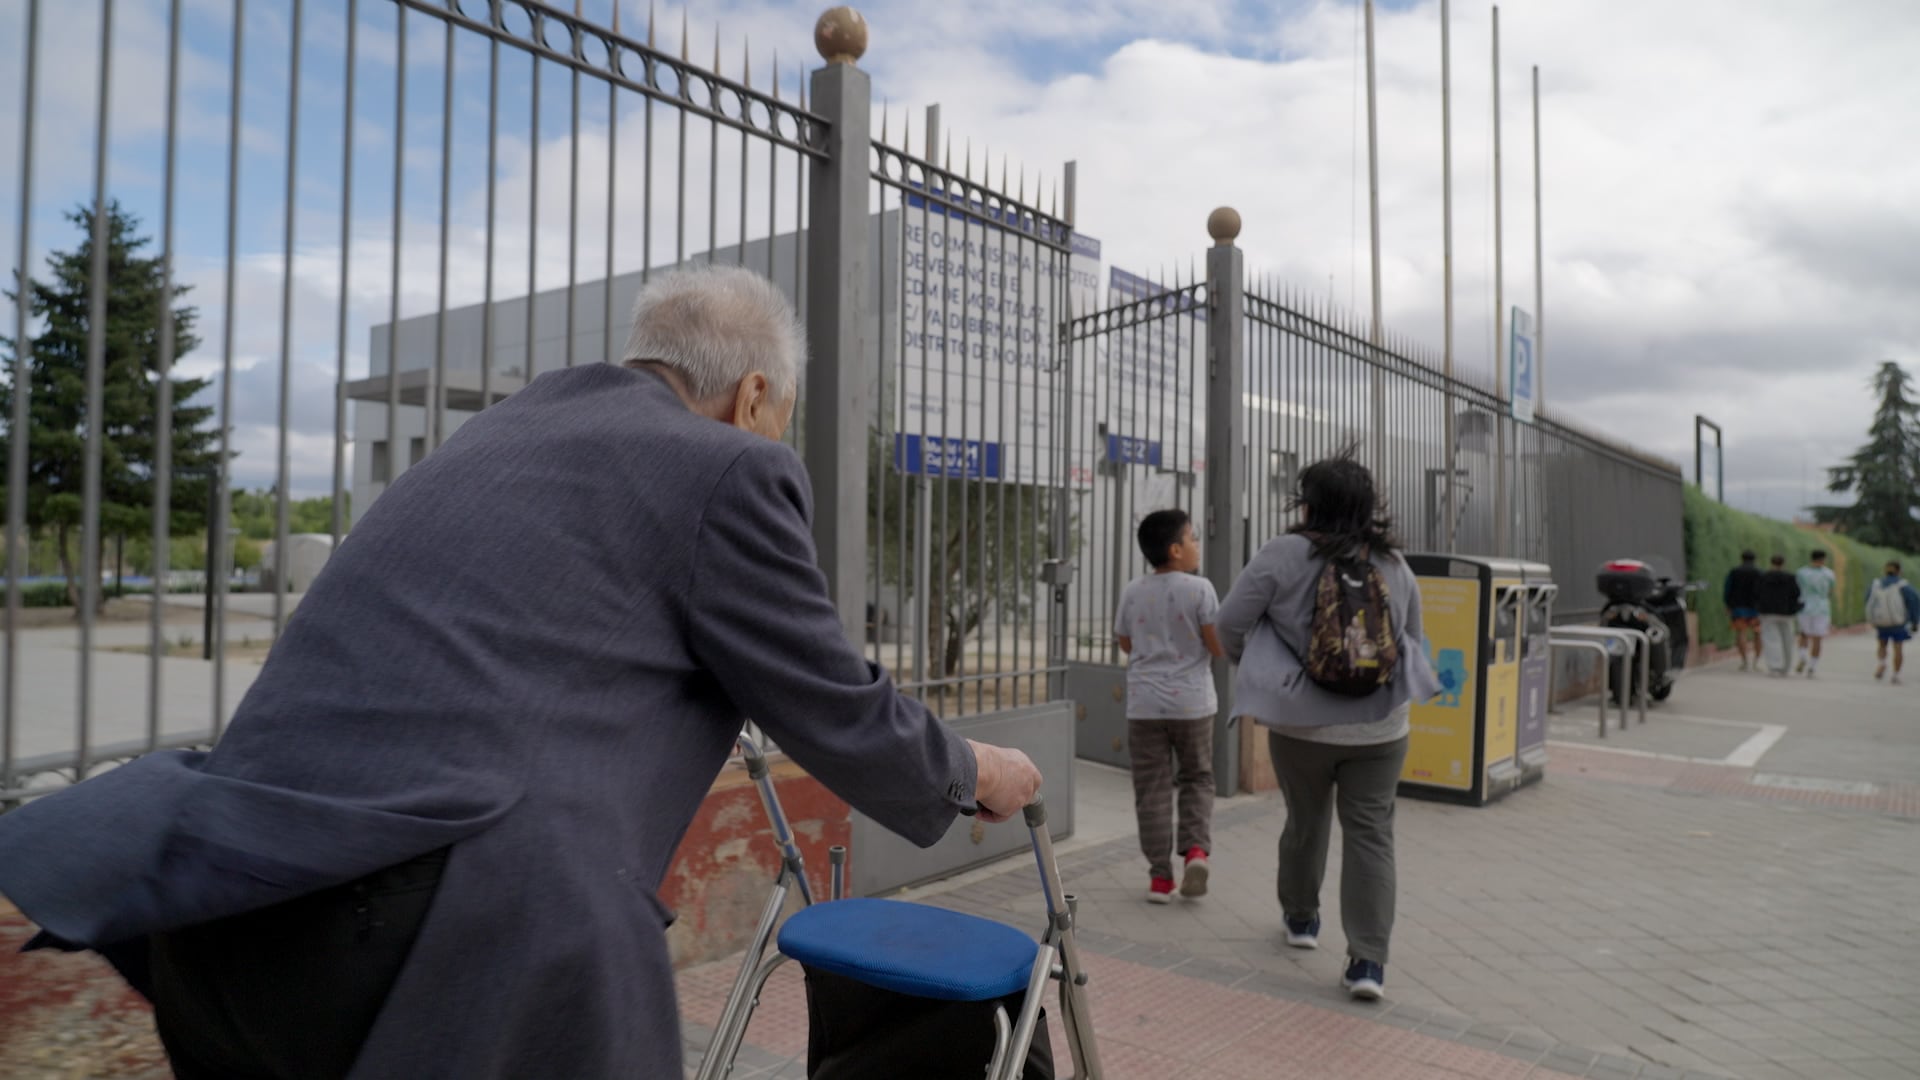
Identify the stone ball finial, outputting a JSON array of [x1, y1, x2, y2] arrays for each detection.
[[815, 7, 869, 66], [1207, 206, 1242, 246]]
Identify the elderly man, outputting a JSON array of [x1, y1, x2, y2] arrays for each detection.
[[0, 266, 1042, 1078]]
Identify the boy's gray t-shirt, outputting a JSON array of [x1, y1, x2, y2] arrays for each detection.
[[1115, 572, 1220, 720]]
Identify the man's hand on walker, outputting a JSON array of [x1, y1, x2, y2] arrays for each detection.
[[965, 740, 1043, 823]]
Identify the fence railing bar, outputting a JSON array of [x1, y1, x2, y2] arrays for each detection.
[[895, 667, 1066, 694], [433, 11, 456, 439], [566, 5, 582, 367], [482, 16, 497, 413], [393, 0, 827, 157], [641, 9, 654, 285], [603, 6, 618, 374], [736, 43, 751, 268], [271, 0, 303, 641], [707, 31, 720, 266], [4, 0, 41, 794], [526, 40, 540, 382], [147, 0, 184, 752], [333, 0, 358, 547], [77, 0, 118, 783], [386, 0, 407, 522], [211, 0, 246, 740]]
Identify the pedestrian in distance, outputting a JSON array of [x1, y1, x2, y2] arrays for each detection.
[[1795, 549, 1837, 678], [1722, 550, 1764, 672], [1755, 555, 1803, 677], [1115, 508, 1225, 906], [1216, 451, 1441, 1004], [1867, 560, 1920, 686]]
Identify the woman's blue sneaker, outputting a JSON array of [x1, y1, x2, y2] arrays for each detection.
[[1283, 914, 1320, 949], [1343, 957, 1385, 1001]]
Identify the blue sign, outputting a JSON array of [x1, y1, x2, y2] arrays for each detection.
[[1509, 307, 1536, 424], [1103, 434, 1163, 468], [894, 434, 1003, 479]]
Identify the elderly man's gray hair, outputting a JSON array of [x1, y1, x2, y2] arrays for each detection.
[[620, 266, 805, 403]]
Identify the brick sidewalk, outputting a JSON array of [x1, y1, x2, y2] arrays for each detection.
[[677, 942, 1590, 1080]]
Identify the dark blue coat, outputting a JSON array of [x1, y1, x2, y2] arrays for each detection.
[[0, 365, 977, 1077]]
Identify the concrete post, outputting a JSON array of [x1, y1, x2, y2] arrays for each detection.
[[1204, 208, 1247, 797], [805, 8, 872, 646]]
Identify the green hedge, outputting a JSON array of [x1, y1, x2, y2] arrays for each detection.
[[1684, 485, 1912, 648]]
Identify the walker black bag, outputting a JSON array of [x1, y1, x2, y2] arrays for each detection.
[[802, 968, 1055, 1080]]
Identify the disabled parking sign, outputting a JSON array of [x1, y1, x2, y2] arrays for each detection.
[[1510, 307, 1536, 424]]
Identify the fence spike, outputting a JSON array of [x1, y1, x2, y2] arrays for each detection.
[[713, 22, 721, 75], [680, 9, 689, 62], [878, 98, 888, 145], [772, 50, 780, 99], [613, 0, 621, 33], [742, 38, 751, 89], [1000, 154, 1008, 197], [943, 131, 952, 174], [648, 0, 656, 48]]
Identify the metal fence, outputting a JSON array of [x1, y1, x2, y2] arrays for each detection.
[[2, 1, 1684, 806], [861, 108, 1079, 717], [1063, 217, 1686, 663]]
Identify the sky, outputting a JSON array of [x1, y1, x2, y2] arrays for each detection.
[[1, 0, 1916, 520]]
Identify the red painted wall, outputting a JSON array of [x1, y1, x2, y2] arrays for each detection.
[[661, 757, 852, 969]]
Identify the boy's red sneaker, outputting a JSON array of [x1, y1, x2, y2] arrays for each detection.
[[1180, 848, 1210, 898], [1146, 876, 1176, 905]]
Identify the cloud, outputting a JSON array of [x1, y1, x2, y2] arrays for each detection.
[[8, 0, 1920, 518]]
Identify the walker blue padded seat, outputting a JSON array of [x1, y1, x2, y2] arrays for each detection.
[[775, 897, 1040, 1002]]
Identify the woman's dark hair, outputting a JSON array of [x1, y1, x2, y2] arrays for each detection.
[[1287, 448, 1399, 558], [1136, 509, 1191, 568]]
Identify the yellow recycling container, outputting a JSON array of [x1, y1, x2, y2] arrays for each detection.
[[1399, 555, 1548, 806]]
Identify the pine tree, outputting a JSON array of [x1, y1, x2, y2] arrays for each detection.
[[1816, 361, 1920, 552], [1, 202, 219, 610]]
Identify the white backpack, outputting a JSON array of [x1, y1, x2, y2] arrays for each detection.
[[1867, 579, 1909, 628]]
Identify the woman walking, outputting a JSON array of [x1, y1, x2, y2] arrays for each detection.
[[1216, 452, 1439, 1002]]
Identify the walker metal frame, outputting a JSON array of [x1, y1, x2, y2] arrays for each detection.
[[694, 733, 1103, 1080]]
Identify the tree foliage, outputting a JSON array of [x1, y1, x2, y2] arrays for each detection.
[[1814, 361, 1920, 552], [1, 202, 219, 608], [867, 429, 1062, 682]]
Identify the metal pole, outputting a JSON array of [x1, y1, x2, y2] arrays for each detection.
[[432, 14, 455, 444], [333, 0, 357, 543], [386, 6, 406, 502], [1492, 5, 1508, 557], [804, 16, 873, 646], [1441, 0, 1457, 553], [1204, 208, 1246, 797], [213, 0, 245, 736], [1363, 0, 1387, 473], [149, 0, 185, 751], [202, 475, 217, 661], [914, 104, 937, 683], [78, 0, 117, 780], [272, 0, 302, 639], [1532, 64, 1544, 416], [5, 0, 41, 792]]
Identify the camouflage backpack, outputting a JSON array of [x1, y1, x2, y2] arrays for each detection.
[[1303, 543, 1400, 697]]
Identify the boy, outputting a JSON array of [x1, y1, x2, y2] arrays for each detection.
[[1795, 550, 1837, 678], [1867, 561, 1920, 685], [1115, 509, 1225, 905], [1723, 551, 1763, 671]]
